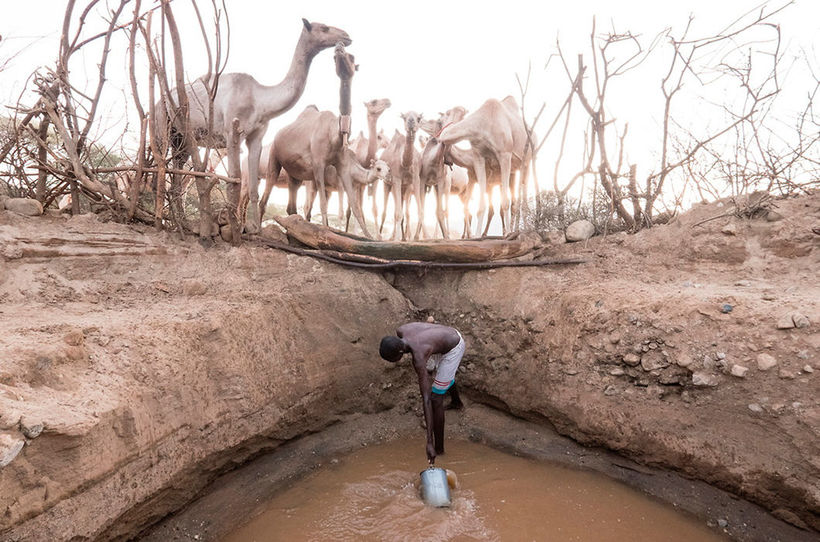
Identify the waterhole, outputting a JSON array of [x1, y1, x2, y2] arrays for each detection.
[[222, 437, 725, 542]]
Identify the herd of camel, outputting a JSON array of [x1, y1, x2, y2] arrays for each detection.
[[165, 18, 532, 241]]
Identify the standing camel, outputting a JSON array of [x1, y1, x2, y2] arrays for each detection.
[[437, 96, 530, 236], [160, 19, 351, 242], [261, 105, 389, 237], [347, 98, 391, 233], [379, 112, 424, 240]]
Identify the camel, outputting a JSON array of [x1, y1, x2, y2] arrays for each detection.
[[262, 105, 389, 237], [437, 96, 530, 236], [348, 98, 391, 232], [379, 112, 424, 240], [159, 19, 351, 241]]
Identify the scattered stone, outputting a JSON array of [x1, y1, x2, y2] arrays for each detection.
[[20, 419, 43, 439], [564, 368, 579, 376], [622, 353, 641, 366], [609, 367, 625, 376], [796, 350, 809, 360], [720, 303, 733, 313], [604, 385, 618, 396], [756, 353, 778, 371], [0, 433, 25, 467], [748, 403, 763, 413], [641, 351, 668, 371], [676, 356, 694, 368], [692, 372, 719, 387], [182, 280, 208, 296], [778, 369, 796, 380], [63, 329, 85, 346], [543, 231, 566, 245], [765, 210, 783, 222], [4, 197, 43, 216], [565, 220, 595, 242], [730, 364, 749, 378], [717, 519, 728, 529], [776, 312, 811, 329], [721, 223, 737, 235], [219, 224, 234, 243], [716, 352, 726, 360], [734, 280, 752, 287], [803, 365, 814, 374]]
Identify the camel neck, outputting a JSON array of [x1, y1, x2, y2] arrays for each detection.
[[260, 32, 318, 120], [365, 114, 380, 164], [402, 129, 416, 169]]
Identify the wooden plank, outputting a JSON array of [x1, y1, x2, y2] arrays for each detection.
[[273, 215, 542, 262]]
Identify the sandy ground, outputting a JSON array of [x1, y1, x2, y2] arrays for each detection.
[[0, 191, 817, 541]]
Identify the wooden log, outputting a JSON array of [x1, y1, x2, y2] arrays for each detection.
[[273, 214, 542, 262]]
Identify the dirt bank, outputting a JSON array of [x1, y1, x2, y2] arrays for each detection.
[[0, 192, 817, 540]]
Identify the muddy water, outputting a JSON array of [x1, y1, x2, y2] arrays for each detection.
[[223, 437, 725, 542]]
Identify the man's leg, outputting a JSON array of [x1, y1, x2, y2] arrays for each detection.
[[431, 393, 446, 455], [446, 382, 464, 410]]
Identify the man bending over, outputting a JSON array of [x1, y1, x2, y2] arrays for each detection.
[[379, 322, 466, 464]]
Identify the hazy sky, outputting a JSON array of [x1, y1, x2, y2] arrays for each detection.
[[1, 1, 818, 229]]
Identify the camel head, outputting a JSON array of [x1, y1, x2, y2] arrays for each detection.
[[419, 117, 442, 137], [400, 111, 423, 136], [301, 18, 352, 53], [364, 98, 392, 118], [442, 106, 468, 126], [367, 159, 390, 182]]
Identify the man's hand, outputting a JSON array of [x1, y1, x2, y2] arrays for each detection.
[[426, 441, 436, 465]]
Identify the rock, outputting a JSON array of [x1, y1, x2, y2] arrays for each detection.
[[0, 433, 25, 467], [756, 353, 778, 371], [603, 385, 618, 396], [260, 224, 288, 244], [778, 369, 796, 379], [730, 364, 749, 378], [182, 280, 208, 296], [765, 210, 784, 222], [565, 220, 595, 242], [692, 371, 719, 387], [803, 365, 814, 373], [543, 230, 566, 245], [776, 312, 810, 329], [4, 197, 43, 216], [721, 223, 737, 235], [63, 329, 85, 346], [219, 224, 234, 243], [748, 403, 763, 413], [676, 356, 694, 368], [622, 353, 641, 366], [609, 367, 625, 376], [640, 351, 668, 371], [734, 280, 751, 287], [717, 518, 728, 529], [20, 419, 43, 439], [720, 303, 733, 313]]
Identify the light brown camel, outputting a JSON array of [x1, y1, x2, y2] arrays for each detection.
[[437, 96, 530, 236], [348, 98, 391, 232], [161, 19, 350, 241], [261, 105, 389, 238], [379, 112, 424, 240]]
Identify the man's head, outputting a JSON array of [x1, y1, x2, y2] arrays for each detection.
[[379, 336, 406, 362]]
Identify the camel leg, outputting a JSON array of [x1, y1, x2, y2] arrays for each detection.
[[414, 178, 425, 240], [392, 181, 403, 241], [498, 151, 513, 236], [243, 130, 264, 234], [472, 160, 488, 238], [304, 181, 317, 221], [369, 181, 380, 237], [402, 189, 413, 241], [259, 147, 280, 220], [286, 177, 301, 217], [338, 171, 372, 239], [315, 164, 331, 227], [435, 183, 448, 239], [379, 182, 390, 235]]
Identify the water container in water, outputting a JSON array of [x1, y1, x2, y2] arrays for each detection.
[[420, 467, 451, 507]]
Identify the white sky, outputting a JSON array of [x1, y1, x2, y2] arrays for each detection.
[[1, 1, 818, 232]]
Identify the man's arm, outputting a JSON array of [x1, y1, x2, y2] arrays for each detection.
[[410, 348, 437, 464]]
